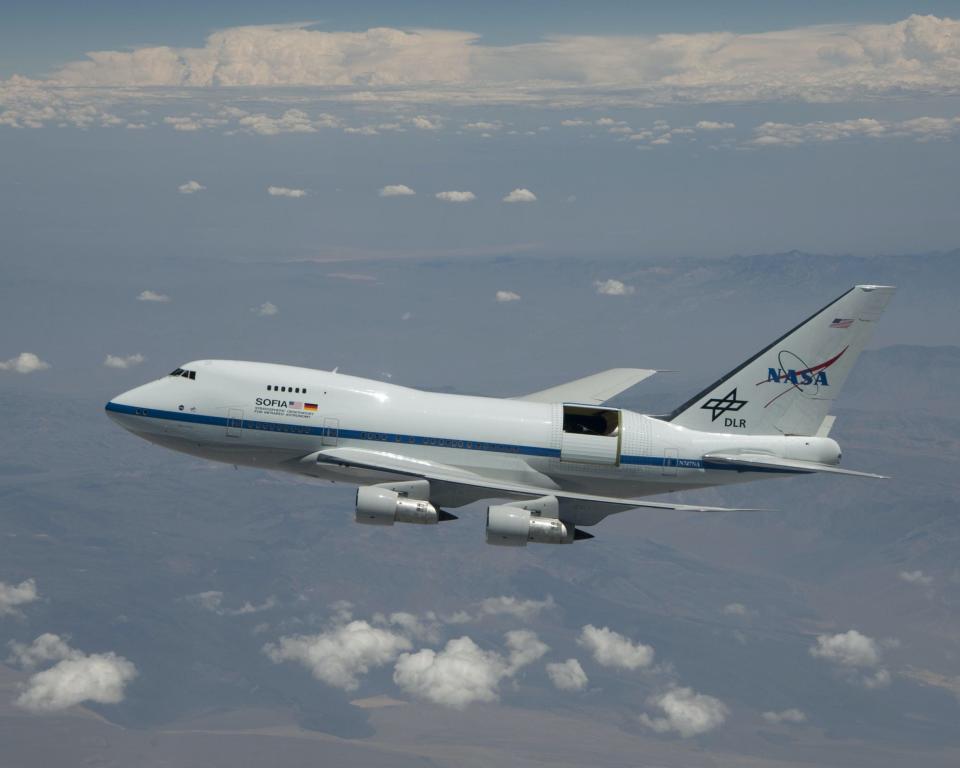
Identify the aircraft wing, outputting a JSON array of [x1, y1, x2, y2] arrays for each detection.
[[702, 452, 887, 479], [516, 368, 657, 405], [305, 446, 758, 524]]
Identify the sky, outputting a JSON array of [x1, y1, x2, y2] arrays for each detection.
[[1, 3, 960, 766]]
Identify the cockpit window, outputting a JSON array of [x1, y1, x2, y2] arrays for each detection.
[[169, 368, 184, 376], [168, 368, 196, 380]]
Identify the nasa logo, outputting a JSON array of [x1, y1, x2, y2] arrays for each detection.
[[767, 368, 829, 386]]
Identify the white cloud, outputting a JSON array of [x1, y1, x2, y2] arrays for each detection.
[[750, 115, 960, 147], [640, 687, 729, 738], [762, 708, 807, 724], [267, 185, 307, 198], [435, 190, 476, 203], [900, 569, 933, 586], [546, 658, 588, 691], [8, 633, 72, 669], [264, 620, 412, 691], [476, 595, 554, 621], [696, 120, 736, 130], [235, 109, 338, 135], [411, 115, 441, 130], [722, 602, 749, 616], [463, 121, 502, 131], [0, 15, 957, 125], [810, 629, 892, 688], [495, 290, 522, 303], [502, 188, 537, 203], [578, 624, 654, 670], [9, 634, 136, 713], [178, 180, 205, 194], [379, 184, 416, 197], [252, 301, 279, 316], [810, 629, 881, 667], [104, 353, 145, 369], [560, 119, 589, 127], [0, 352, 50, 374], [594, 279, 635, 296], [137, 290, 170, 302], [0, 579, 39, 617], [393, 630, 548, 709]]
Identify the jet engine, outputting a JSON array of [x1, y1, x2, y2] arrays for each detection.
[[355, 486, 452, 525], [485, 504, 589, 546]]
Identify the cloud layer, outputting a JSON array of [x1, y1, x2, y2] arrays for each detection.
[[31, 16, 960, 107]]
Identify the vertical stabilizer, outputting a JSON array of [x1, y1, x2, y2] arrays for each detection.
[[667, 285, 895, 436]]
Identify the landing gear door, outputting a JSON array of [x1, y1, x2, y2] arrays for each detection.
[[559, 405, 621, 465], [322, 417, 339, 447]]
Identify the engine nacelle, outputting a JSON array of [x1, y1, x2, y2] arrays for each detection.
[[356, 486, 440, 525], [485, 505, 575, 546]]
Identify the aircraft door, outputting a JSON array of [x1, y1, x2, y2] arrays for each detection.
[[560, 405, 621, 465], [322, 417, 339, 447], [226, 408, 244, 437]]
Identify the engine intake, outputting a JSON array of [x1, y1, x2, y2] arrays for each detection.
[[356, 486, 442, 525], [486, 505, 582, 546]]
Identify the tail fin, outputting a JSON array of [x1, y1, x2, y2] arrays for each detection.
[[667, 285, 895, 436]]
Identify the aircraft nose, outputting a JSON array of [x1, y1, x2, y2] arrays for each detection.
[[105, 381, 160, 432]]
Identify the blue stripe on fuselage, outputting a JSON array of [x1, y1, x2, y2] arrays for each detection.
[[104, 402, 801, 474]]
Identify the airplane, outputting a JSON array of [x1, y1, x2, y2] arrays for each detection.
[[106, 284, 895, 547]]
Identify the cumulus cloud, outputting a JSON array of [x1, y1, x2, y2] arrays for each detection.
[[0, 579, 39, 617], [411, 115, 441, 130], [237, 109, 337, 135], [103, 353, 145, 369], [495, 290, 522, 303], [762, 708, 807, 724], [502, 188, 537, 203], [640, 687, 729, 738], [0, 352, 50, 374], [696, 120, 736, 130], [463, 121, 502, 131], [252, 301, 279, 316], [578, 625, 654, 670], [476, 595, 554, 621], [594, 279, 635, 296], [900, 569, 933, 586], [393, 630, 548, 709], [178, 179, 205, 194], [8, 634, 137, 713], [810, 629, 892, 688], [265, 620, 412, 691], [267, 185, 307, 198], [379, 184, 415, 197], [722, 602, 750, 616], [546, 658, 588, 691], [137, 290, 170, 302], [0, 15, 957, 126], [435, 190, 476, 203]]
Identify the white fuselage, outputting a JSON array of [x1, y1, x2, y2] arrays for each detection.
[[106, 360, 842, 505]]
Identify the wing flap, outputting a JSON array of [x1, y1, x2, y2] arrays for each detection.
[[703, 452, 887, 479], [307, 446, 757, 514], [517, 368, 657, 405]]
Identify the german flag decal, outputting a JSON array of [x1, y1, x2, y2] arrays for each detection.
[[304, 403, 318, 411]]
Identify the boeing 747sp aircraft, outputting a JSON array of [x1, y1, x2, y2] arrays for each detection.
[[106, 285, 894, 547]]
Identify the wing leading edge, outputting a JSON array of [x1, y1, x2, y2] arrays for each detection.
[[516, 368, 657, 405]]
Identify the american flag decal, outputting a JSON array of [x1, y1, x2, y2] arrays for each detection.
[[288, 401, 302, 409], [830, 318, 854, 329]]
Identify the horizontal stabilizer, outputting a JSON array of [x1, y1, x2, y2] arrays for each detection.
[[517, 368, 656, 405], [703, 452, 887, 479]]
